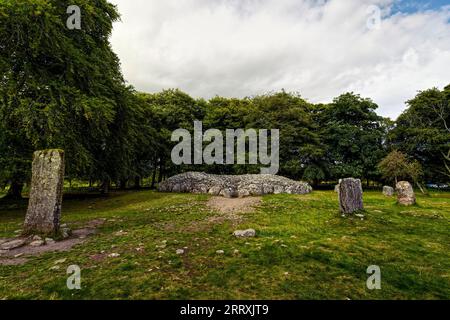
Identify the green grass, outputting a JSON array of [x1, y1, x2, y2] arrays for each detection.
[[0, 190, 449, 300]]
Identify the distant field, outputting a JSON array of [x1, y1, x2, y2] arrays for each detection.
[[0, 190, 449, 300]]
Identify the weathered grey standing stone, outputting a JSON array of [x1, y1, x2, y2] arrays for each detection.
[[24, 150, 65, 235], [383, 186, 395, 197], [339, 178, 364, 214], [396, 181, 416, 206]]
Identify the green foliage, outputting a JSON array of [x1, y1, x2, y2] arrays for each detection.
[[391, 85, 450, 182], [0, 0, 138, 191], [317, 93, 387, 181], [378, 150, 425, 193]]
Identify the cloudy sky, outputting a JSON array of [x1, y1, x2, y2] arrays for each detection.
[[109, 0, 450, 119]]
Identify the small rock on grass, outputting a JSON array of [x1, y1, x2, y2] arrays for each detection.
[[29, 240, 44, 247], [54, 258, 67, 265], [108, 253, 121, 258], [176, 249, 185, 255], [233, 229, 256, 238], [61, 228, 71, 239], [216, 250, 225, 255], [0, 239, 27, 250]]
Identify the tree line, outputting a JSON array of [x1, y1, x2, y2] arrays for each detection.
[[1, 0, 449, 198]]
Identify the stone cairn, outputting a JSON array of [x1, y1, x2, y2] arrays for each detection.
[[396, 181, 416, 206], [159, 172, 312, 198], [338, 178, 364, 214], [24, 150, 65, 236], [383, 186, 395, 197]]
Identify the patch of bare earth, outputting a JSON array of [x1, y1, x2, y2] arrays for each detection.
[[160, 197, 262, 233], [202, 196, 262, 228], [0, 219, 106, 266], [207, 196, 262, 215]]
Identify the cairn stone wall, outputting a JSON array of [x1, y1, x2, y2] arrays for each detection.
[[159, 172, 312, 197]]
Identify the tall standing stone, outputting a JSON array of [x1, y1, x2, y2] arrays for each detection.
[[24, 150, 65, 235], [339, 178, 364, 214], [396, 181, 416, 206]]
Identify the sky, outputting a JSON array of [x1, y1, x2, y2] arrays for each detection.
[[109, 0, 450, 119]]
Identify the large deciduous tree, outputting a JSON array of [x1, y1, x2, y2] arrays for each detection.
[[318, 93, 387, 184], [391, 85, 450, 182], [0, 0, 134, 197]]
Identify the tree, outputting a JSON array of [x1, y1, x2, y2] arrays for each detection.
[[318, 93, 387, 183], [408, 160, 426, 194], [378, 150, 426, 193], [378, 150, 409, 185], [391, 85, 450, 183], [135, 89, 206, 182], [248, 91, 323, 180], [0, 0, 132, 197]]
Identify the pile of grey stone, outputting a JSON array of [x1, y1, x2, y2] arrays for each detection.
[[158, 172, 312, 198]]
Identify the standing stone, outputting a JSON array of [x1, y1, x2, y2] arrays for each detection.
[[334, 184, 340, 193], [396, 181, 416, 206], [339, 178, 364, 214], [24, 150, 65, 235], [383, 186, 395, 197]]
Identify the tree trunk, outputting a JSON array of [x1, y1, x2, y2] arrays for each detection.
[[416, 182, 427, 195], [151, 164, 157, 189], [134, 176, 141, 189], [119, 178, 128, 190], [100, 178, 110, 194], [5, 181, 24, 200], [157, 162, 164, 183]]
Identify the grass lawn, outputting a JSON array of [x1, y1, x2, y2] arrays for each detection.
[[0, 190, 449, 300]]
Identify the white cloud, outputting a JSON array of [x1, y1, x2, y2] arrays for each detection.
[[109, 0, 450, 119]]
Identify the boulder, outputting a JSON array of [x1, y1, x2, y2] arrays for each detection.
[[383, 186, 395, 197], [339, 178, 364, 214], [396, 181, 416, 206], [159, 172, 312, 197]]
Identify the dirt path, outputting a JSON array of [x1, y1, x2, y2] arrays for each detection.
[[0, 219, 105, 266], [207, 196, 262, 214]]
